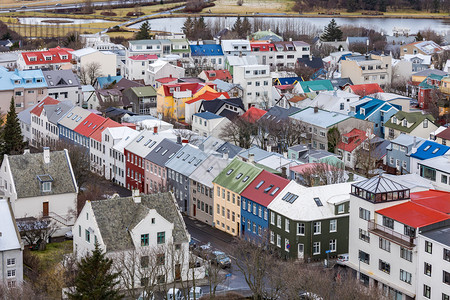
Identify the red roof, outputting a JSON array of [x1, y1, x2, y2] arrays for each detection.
[[121, 122, 136, 130], [185, 91, 229, 104], [30, 96, 60, 116], [22, 46, 73, 66], [74, 113, 107, 137], [436, 127, 450, 141], [241, 107, 267, 123], [89, 118, 122, 142], [337, 128, 367, 153], [250, 42, 276, 52], [376, 201, 449, 228], [241, 170, 290, 207], [202, 70, 232, 81], [128, 54, 158, 61], [349, 83, 384, 97], [275, 84, 294, 90], [156, 77, 178, 84], [410, 190, 450, 214], [162, 82, 216, 96]]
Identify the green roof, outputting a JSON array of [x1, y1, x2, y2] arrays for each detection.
[[384, 111, 435, 133], [299, 80, 333, 92], [130, 86, 156, 97], [212, 158, 263, 194], [429, 73, 444, 81]]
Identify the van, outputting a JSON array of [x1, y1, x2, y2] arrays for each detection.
[[167, 288, 184, 300], [189, 287, 203, 300]]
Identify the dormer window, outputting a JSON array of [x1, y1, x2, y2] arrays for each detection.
[[14, 80, 20, 84], [360, 108, 365, 115], [402, 120, 407, 126], [37, 174, 53, 192], [45, 56, 52, 61], [29, 57, 37, 62], [393, 116, 397, 123], [343, 136, 349, 144], [61, 55, 68, 60]]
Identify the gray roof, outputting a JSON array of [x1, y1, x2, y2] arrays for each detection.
[[216, 142, 242, 158], [199, 136, 242, 158], [212, 79, 243, 92], [238, 146, 272, 162], [7, 150, 77, 199], [0, 52, 18, 63], [165, 144, 208, 177], [145, 138, 182, 167], [189, 154, 230, 187], [421, 225, 450, 247], [412, 69, 447, 77], [352, 176, 409, 194], [91, 192, 188, 252], [46, 101, 74, 125], [18, 104, 36, 125], [42, 70, 80, 88]]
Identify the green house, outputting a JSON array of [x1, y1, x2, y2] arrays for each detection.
[[267, 181, 351, 261]]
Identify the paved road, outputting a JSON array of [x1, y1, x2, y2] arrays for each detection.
[[183, 216, 252, 295]]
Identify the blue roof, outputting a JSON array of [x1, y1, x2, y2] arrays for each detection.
[[275, 77, 303, 85], [96, 75, 122, 89], [190, 44, 224, 56], [410, 140, 450, 160], [0, 67, 47, 91], [194, 111, 223, 120], [354, 97, 399, 120]]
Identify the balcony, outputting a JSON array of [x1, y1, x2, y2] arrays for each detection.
[[368, 220, 415, 249]]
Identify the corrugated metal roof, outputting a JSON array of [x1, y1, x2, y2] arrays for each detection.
[[212, 158, 263, 194], [165, 144, 208, 177]]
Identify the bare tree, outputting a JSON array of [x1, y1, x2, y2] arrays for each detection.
[[79, 62, 103, 86], [219, 117, 258, 149], [354, 134, 380, 178], [53, 141, 91, 189], [205, 260, 226, 299], [16, 218, 56, 250], [0, 281, 45, 300], [262, 118, 309, 153], [327, 127, 341, 153], [296, 162, 346, 187]]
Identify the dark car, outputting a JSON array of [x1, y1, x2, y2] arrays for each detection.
[[210, 250, 231, 268]]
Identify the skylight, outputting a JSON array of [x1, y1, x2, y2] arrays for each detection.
[[137, 136, 144, 142], [432, 148, 439, 154], [226, 169, 233, 175], [162, 150, 168, 156], [236, 173, 243, 179], [182, 154, 190, 161], [149, 141, 156, 148], [155, 146, 162, 152], [282, 192, 299, 204], [176, 151, 184, 158], [264, 184, 274, 193], [424, 145, 431, 151], [314, 197, 323, 207], [242, 176, 249, 182], [270, 187, 279, 196], [194, 159, 201, 166], [144, 139, 152, 146], [67, 113, 73, 118], [207, 166, 213, 172], [169, 153, 175, 159], [255, 180, 264, 189], [189, 157, 196, 163]]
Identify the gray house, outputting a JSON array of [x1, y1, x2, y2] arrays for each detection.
[[385, 134, 424, 173], [42, 70, 81, 105], [165, 144, 208, 214]]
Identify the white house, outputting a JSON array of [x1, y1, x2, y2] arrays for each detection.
[[111, 127, 140, 187], [0, 148, 78, 236], [191, 112, 230, 138], [233, 64, 272, 109], [42, 70, 82, 105], [71, 48, 117, 80], [0, 199, 24, 288], [294, 89, 360, 113], [73, 192, 198, 288], [221, 39, 252, 57], [413, 155, 450, 192], [124, 54, 158, 83], [147, 60, 185, 87]]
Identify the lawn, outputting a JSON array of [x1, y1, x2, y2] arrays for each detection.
[[7, 21, 121, 37], [32, 240, 73, 266], [204, 0, 295, 14]]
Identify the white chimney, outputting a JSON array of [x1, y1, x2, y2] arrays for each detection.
[[249, 153, 255, 163], [24, 149, 30, 154], [132, 189, 141, 203], [223, 151, 229, 160], [43, 147, 50, 164], [267, 145, 272, 153]]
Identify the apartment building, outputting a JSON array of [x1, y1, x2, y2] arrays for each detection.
[[125, 54, 158, 82], [341, 54, 392, 86], [17, 47, 73, 70], [233, 64, 272, 109]]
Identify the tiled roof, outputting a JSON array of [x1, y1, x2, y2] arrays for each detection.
[[240, 170, 289, 207], [91, 192, 188, 252], [7, 150, 77, 199], [30, 96, 59, 116]]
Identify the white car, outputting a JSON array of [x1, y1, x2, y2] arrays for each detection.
[[336, 253, 349, 265], [137, 291, 154, 300], [167, 288, 184, 300], [189, 287, 203, 300]]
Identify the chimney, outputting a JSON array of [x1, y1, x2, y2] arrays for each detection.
[[309, 55, 312, 61], [24, 149, 30, 154], [199, 143, 204, 151], [314, 106, 319, 113], [289, 38, 292, 42], [177, 136, 182, 144], [153, 126, 158, 134], [132, 189, 141, 203], [281, 166, 287, 178], [239, 51, 242, 57], [182, 139, 189, 146], [283, 152, 288, 158], [43, 147, 50, 164], [249, 153, 255, 163], [223, 151, 229, 160], [412, 136, 418, 154], [267, 145, 272, 152]]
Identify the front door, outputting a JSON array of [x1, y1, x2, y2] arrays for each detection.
[[298, 243, 304, 260], [175, 264, 181, 281], [43, 202, 49, 217], [193, 204, 196, 217]]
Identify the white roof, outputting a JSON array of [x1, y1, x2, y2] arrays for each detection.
[[299, 90, 360, 111], [112, 129, 140, 153], [0, 199, 21, 251], [226, 55, 258, 66], [137, 119, 174, 132], [148, 59, 169, 72], [257, 154, 301, 172], [71, 47, 98, 57], [418, 155, 450, 173], [221, 39, 251, 51], [268, 181, 352, 221], [106, 126, 137, 141], [381, 173, 433, 193], [124, 129, 177, 157], [403, 54, 432, 65]]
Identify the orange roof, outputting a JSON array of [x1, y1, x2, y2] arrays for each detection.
[[30, 96, 60, 116], [89, 118, 122, 142], [376, 201, 449, 228], [349, 83, 383, 97], [156, 77, 178, 83], [203, 69, 232, 81], [289, 95, 307, 103], [185, 91, 229, 104], [241, 107, 267, 123], [337, 128, 367, 153]]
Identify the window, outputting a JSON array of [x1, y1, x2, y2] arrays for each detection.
[[400, 247, 412, 262], [329, 219, 337, 232], [313, 242, 320, 255], [285, 219, 290, 232], [340, 103, 345, 110], [156, 232, 165, 244], [444, 248, 450, 262], [443, 293, 449, 300], [359, 250, 370, 264], [400, 269, 412, 284], [270, 231, 274, 244], [379, 260, 390, 274], [423, 119, 428, 128], [7, 270, 15, 278], [337, 204, 345, 213], [423, 285, 431, 299], [424, 262, 432, 276], [277, 234, 281, 247], [78, 225, 81, 237], [379, 237, 391, 252], [442, 175, 448, 184], [359, 208, 370, 220], [6, 258, 15, 266], [383, 216, 394, 229], [329, 239, 336, 252], [141, 234, 149, 246], [277, 216, 281, 228], [85, 230, 90, 243], [404, 225, 416, 237], [313, 222, 321, 234], [42, 181, 52, 192], [359, 228, 370, 242], [270, 212, 275, 225], [141, 256, 149, 268], [444, 271, 450, 285], [157, 253, 165, 266], [425, 241, 433, 254], [297, 223, 305, 235]]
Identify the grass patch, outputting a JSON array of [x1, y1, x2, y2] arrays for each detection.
[[106, 31, 136, 39], [203, 0, 295, 14], [7, 21, 121, 37], [32, 240, 73, 267]]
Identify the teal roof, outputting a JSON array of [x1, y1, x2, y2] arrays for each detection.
[[212, 158, 263, 194], [299, 80, 333, 92]]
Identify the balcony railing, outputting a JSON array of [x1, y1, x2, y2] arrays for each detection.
[[368, 220, 415, 249]]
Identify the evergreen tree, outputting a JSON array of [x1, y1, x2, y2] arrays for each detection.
[[232, 16, 243, 38], [195, 17, 211, 40], [416, 31, 424, 41], [67, 243, 121, 300], [182, 16, 194, 40], [241, 17, 252, 39], [320, 19, 343, 42], [1, 97, 25, 159], [134, 21, 151, 40]]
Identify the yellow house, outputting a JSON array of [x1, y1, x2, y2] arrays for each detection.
[[156, 82, 217, 122], [212, 158, 263, 236], [441, 76, 450, 96]]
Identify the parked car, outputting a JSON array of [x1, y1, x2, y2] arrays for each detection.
[[55, 3, 62, 6], [189, 238, 197, 250], [189, 287, 203, 300], [21, 6, 27, 9], [64, 230, 73, 240], [210, 250, 231, 268], [193, 242, 211, 259], [167, 288, 184, 300], [336, 253, 349, 265], [137, 291, 154, 300]]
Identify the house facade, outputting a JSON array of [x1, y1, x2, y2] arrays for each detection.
[[384, 111, 438, 141], [233, 64, 272, 109]]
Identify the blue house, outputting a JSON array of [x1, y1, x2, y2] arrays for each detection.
[[386, 134, 425, 173], [410, 140, 450, 172], [273, 77, 303, 86], [351, 97, 401, 138], [190, 44, 224, 68], [240, 170, 290, 241], [58, 106, 91, 147]]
